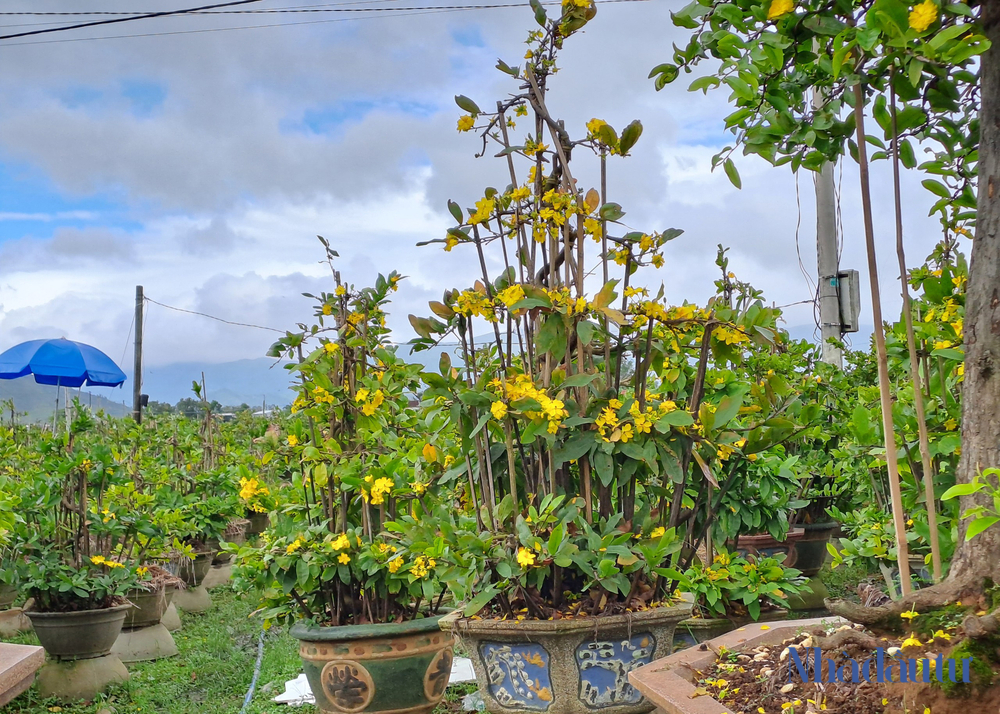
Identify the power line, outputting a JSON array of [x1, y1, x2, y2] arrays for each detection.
[[145, 296, 286, 333], [0, 0, 265, 41], [0, 0, 649, 46]]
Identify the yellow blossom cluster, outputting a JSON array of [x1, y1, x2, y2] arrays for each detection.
[[714, 324, 749, 346], [361, 475, 394, 505], [355, 388, 385, 416], [595, 398, 661, 443], [909, 0, 937, 32], [494, 373, 568, 434], [454, 289, 496, 320], [90, 555, 125, 569], [517, 547, 536, 567], [239, 477, 270, 511], [411, 555, 436, 579], [312, 386, 337, 405]]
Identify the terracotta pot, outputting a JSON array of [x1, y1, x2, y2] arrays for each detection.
[[26, 603, 130, 661], [444, 602, 692, 714], [123, 584, 174, 630], [177, 552, 213, 587], [291, 614, 455, 714], [791, 522, 838, 577], [734, 527, 805, 568]]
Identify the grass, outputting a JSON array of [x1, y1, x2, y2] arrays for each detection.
[[818, 559, 881, 601], [7, 587, 307, 714]]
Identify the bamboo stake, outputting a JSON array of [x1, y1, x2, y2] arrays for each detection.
[[853, 82, 912, 595], [890, 76, 942, 581]]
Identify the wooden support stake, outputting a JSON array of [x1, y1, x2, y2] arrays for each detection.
[[853, 82, 912, 596]]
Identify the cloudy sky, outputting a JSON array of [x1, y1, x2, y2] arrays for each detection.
[[0, 0, 956, 400]]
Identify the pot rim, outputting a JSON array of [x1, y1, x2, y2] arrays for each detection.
[[443, 600, 692, 635], [290, 611, 449, 642], [25, 602, 131, 619]]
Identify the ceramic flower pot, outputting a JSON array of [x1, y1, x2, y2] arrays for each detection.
[[791, 521, 838, 577], [444, 601, 692, 714], [123, 584, 174, 630], [0, 583, 17, 609], [290, 614, 455, 714], [177, 552, 213, 587], [26, 603, 131, 661], [734, 527, 805, 568], [246, 511, 270, 535]]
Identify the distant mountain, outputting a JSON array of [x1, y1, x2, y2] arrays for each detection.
[[0, 378, 129, 423], [139, 358, 296, 407]]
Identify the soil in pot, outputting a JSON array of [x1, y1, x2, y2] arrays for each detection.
[[26, 603, 131, 661], [291, 614, 455, 714], [735, 528, 806, 568], [695, 621, 1000, 714], [445, 601, 692, 714]]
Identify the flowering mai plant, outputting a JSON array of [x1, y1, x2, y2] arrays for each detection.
[[233, 247, 454, 627], [410, 9, 823, 621]]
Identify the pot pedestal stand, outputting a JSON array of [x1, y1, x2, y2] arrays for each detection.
[[111, 588, 179, 663], [202, 562, 233, 589], [0, 608, 31, 638], [36, 655, 129, 702], [173, 585, 211, 613], [112, 624, 177, 663], [161, 602, 182, 631]]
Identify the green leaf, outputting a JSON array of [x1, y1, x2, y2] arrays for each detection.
[[965, 516, 1000, 541], [619, 120, 643, 155], [560, 372, 599, 389], [454, 95, 481, 115], [577, 320, 596, 345], [942, 482, 984, 500], [599, 203, 625, 222], [463, 586, 499, 616], [723, 158, 741, 189], [536, 315, 567, 358], [922, 179, 951, 198], [447, 200, 463, 223], [529, 0, 547, 26], [654, 410, 694, 431]]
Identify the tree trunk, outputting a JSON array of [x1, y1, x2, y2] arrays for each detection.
[[950, 0, 1000, 584]]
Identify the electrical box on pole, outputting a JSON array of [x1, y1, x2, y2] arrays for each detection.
[[837, 269, 861, 333]]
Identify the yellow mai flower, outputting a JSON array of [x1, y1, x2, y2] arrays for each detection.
[[931, 629, 951, 641], [324, 342, 339, 354], [457, 115, 475, 132], [338, 553, 351, 564], [287, 434, 299, 447], [650, 526, 666, 539], [909, 0, 937, 32], [106, 560, 125, 569], [335, 285, 347, 296], [900, 608, 920, 620], [286, 538, 305, 554], [90, 555, 108, 566], [369, 477, 394, 505], [767, 0, 793, 20], [332, 533, 350, 551], [443, 454, 455, 468], [413, 481, 427, 496], [586, 118, 608, 136], [517, 547, 536, 567], [901, 634, 922, 648], [944, 418, 958, 431], [388, 557, 403, 573], [491, 400, 509, 420]]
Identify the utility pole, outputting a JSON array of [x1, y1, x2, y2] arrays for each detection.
[[133, 285, 144, 423], [816, 163, 843, 367]]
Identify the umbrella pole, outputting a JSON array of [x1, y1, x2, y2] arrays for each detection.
[[53, 380, 59, 433]]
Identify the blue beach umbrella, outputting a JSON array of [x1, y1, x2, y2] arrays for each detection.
[[0, 338, 126, 387]]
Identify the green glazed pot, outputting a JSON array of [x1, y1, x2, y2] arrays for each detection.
[[290, 614, 455, 714]]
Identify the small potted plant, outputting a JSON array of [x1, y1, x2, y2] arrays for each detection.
[[233, 267, 455, 714], [665, 550, 806, 650]]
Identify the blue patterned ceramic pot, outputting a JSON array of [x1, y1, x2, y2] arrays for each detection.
[[442, 602, 691, 714]]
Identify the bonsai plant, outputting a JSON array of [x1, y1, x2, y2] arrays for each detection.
[[405, 9, 822, 714], [667, 550, 805, 649], [232, 263, 456, 714]]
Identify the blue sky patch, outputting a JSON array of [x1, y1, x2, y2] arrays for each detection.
[[121, 80, 167, 118], [283, 98, 439, 136]]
